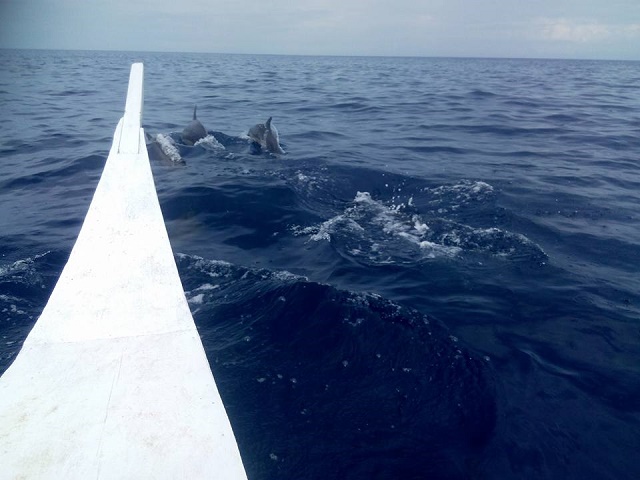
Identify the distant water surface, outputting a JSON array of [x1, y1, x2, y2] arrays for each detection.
[[1, 50, 639, 479]]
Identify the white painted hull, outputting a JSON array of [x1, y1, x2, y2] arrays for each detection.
[[0, 64, 248, 479]]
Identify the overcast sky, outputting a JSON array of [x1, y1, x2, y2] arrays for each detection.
[[1, 0, 639, 60]]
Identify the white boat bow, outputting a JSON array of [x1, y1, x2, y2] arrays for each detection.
[[0, 63, 248, 479]]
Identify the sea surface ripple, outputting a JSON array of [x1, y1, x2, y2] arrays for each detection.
[[1, 50, 639, 479]]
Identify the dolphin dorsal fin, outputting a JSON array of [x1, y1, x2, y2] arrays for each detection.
[[266, 117, 272, 130], [193, 105, 198, 120]]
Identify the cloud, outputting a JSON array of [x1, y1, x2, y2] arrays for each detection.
[[538, 18, 610, 43], [624, 24, 640, 36], [1, 1, 639, 59], [536, 17, 640, 45]]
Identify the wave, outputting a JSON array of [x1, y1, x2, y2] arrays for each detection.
[[290, 182, 546, 267], [176, 253, 497, 479], [0, 154, 105, 190], [0, 251, 63, 373]]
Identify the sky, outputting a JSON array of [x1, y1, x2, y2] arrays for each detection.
[[1, 0, 639, 60]]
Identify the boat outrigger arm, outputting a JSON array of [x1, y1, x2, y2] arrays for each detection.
[[0, 64, 248, 479]]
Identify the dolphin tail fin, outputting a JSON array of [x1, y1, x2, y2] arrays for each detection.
[[266, 116, 273, 130], [193, 105, 198, 120]]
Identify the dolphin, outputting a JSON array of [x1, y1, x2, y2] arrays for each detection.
[[248, 117, 285, 154], [145, 132, 184, 165], [181, 105, 207, 146]]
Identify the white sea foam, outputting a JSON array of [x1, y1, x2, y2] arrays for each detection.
[[425, 180, 494, 214], [272, 270, 307, 282], [0, 252, 50, 288], [289, 185, 544, 264], [188, 293, 204, 305], [291, 191, 461, 263], [194, 134, 225, 150]]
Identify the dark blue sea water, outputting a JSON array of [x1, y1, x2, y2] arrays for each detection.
[[1, 49, 639, 479]]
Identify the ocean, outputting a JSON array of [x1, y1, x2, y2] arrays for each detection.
[[0, 49, 639, 479]]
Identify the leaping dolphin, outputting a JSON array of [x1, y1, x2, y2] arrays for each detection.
[[248, 117, 285, 154], [181, 105, 207, 146]]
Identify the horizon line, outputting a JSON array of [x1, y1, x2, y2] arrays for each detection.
[[1, 46, 638, 63]]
